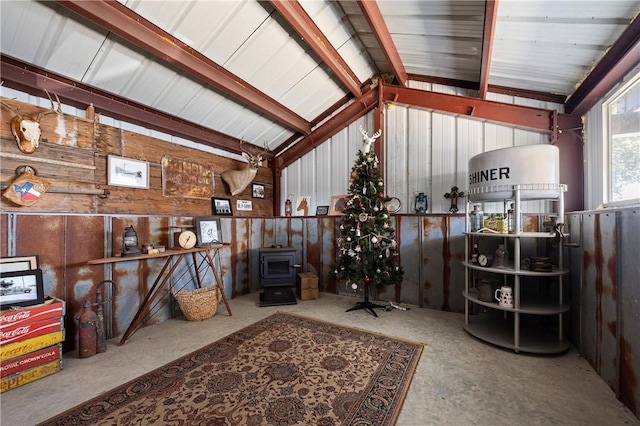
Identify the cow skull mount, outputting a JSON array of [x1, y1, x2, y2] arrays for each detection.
[[0, 82, 62, 154]]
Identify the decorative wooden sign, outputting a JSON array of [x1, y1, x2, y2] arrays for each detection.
[[162, 156, 214, 199]]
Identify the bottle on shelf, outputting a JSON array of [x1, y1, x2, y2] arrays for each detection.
[[470, 205, 484, 232], [494, 243, 508, 268], [507, 203, 522, 233], [471, 243, 479, 264]]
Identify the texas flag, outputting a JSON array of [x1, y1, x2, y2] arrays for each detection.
[[13, 181, 41, 202]]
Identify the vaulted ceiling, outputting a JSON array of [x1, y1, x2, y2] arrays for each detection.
[[1, 0, 639, 168]]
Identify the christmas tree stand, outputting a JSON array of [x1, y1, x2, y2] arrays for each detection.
[[346, 282, 385, 317]]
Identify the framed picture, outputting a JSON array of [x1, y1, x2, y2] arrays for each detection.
[[252, 183, 265, 199], [0, 255, 39, 273], [107, 155, 149, 189], [212, 197, 233, 215], [316, 205, 329, 216], [0, 269, 45, 309], [329, 194, 349, 216], [194, 216, 222, 245]]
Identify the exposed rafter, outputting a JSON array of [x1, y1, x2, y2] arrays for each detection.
[[478, 0, 498, 99], [565, 14, 640, 116], [276, 88, 380, 169], [56, 0, 311, 135], [270, 0, 363, 97], [358, 1, 408, 86], [0, 55, 244, 155]]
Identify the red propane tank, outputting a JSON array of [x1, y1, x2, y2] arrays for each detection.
[[77, 300, 97, 358]]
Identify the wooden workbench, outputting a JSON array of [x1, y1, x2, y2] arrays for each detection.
[[89, 246, 231, 345]]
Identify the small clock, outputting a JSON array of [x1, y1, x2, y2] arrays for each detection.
[[477, 254, 494, 267], [178, 230, 197, 249]]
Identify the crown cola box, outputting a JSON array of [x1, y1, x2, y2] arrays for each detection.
[[0, 343, 62, 378], [1, 359, 62, 393]]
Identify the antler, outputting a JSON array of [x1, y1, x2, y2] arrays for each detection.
[[35, 89, 62, 122], [359, 125, 368, 139], [0, 81, 22, 118], [371, 129, 382, 139]]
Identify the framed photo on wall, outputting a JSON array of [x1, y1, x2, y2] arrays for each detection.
[[0, 269, 45, 309], [252, 183, 265, 199], [107, 155, 149, 189], [194, 216, 222, 245], [329, 194, 349, 216], [212, 197, 233, 215]]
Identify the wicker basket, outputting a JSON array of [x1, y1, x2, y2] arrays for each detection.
[[173, 285, 221, 321]]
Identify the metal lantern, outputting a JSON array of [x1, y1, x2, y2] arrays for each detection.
[[414, 192, 427, 214], [121, 225, 141, 257]]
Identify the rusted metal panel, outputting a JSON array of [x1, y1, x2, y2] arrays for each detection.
[[617, 208, 639, 415], [396, 216, 421, 306], [318, 217, 337, 293], [581, 212, 618, 390], [568, 213, 583, 347]]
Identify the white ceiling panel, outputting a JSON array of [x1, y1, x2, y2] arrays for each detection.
[[1, 0, 637, 157]]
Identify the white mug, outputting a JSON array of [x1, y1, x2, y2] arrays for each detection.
[[495, 286, 513, 308]]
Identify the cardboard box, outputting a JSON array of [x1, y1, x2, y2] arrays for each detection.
[[298, 288, 319, 300], [1, 331, 64, 362], [297, 272, 319, 300], [1, 344, 62, 378], [1, 359, 62, 393], [0, 297, 65, 331], [297, 272, 318, 290], [483, 216, 508, 233]]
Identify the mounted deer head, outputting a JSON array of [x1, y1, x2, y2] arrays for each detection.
[[359, 125, 382, 154], [221, 141, 268, 196], [0, 82, 62, 154]]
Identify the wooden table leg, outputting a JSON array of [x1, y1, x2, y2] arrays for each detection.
[[205, 249, 232, 316]]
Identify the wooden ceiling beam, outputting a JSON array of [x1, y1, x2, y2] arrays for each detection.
[[56, 0, 310, 135], [358, 1, 408, 86], [270, 0, 363, 97], [478, 0, 498, 99]]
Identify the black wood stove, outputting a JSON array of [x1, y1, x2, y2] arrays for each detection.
[[258, 246, 298, 307]]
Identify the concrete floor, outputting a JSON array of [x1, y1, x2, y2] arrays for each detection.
[[2, 292, 638, 426]]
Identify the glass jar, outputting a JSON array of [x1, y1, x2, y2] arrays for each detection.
[[494, 243, 508, 268], [470, 205, 484, 232]]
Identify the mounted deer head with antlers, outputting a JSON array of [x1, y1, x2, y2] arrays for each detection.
[[221, 141, 268, 196], [0, 82, 62, 154], [359, 125, 382, 154]]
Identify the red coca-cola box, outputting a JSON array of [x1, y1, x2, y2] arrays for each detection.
[[0, 317, 64, 346], [0, 344, 62, 378], [0, 297, 65, 331]]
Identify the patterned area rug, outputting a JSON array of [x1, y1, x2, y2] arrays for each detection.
[[40, 312, 423, 426]]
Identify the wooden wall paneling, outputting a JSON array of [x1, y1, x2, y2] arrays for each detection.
[[0, 213, 7, 257]]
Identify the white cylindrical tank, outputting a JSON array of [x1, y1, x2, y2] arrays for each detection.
[[468, 145, 562, 201]]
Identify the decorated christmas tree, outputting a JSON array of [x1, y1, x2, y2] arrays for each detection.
[[333, 127, 404, 316]]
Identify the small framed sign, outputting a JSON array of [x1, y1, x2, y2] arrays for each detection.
[[237, 200, 252, 211], [0, 269, 45, 309], [107, 155, 149, 189], [316, 205, 329, 216], [212, 197, 233, 215]]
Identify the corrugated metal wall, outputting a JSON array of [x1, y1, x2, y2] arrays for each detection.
[[569, 207, 639, 416], [281, 82, 563, 216]]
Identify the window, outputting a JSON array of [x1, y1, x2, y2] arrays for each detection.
[[605, 71, 640, 205]]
